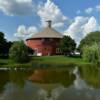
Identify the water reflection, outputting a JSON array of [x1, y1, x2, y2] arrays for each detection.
[[51, 67, 100, 100], [0, 67, 100, 100], [73, 67, 90, 90], [80, 65, 100, 88], [1, 81, 47, 100]]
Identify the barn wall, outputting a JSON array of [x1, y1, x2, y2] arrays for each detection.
[[26, 38, 61, 56]]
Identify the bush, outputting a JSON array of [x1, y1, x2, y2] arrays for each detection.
[[9, 41, 31, 63], [82, 44, 100, 64]]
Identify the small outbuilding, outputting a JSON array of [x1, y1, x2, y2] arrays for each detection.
[[26, 21, 63, 56]]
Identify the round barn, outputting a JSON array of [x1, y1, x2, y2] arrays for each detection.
[[26, 21, 63, 56]]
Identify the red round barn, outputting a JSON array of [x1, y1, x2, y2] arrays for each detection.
[[26, 21, 63, 56]]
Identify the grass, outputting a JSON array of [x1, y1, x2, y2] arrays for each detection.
[[0, 55, 91, 68], [33, 56, 90, 65], [0, 58, 32, 68]]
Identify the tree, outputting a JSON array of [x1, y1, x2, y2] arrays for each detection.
[[0, 32, 12, 57], [4, 41, 13, 56], [27, 47, 34, 55], [0, 32, 6, 42], [0, 32, 6, 55], [79, 31, 100, 51], [82, 44, 100, 64], [9, 41, 31, 63], [59, 36, 76, 55]]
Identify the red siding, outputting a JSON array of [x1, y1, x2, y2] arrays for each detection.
[[26, 38, 61, 56]]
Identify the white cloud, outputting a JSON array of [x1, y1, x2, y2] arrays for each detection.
[[37, 0, 67, 28], [27, 26, 38, 35], [64, 16, 88, 44], [85, 7, 93, 14], [83, 16, 100, 36], [64, 16, 100, 44], [14, 25, 38, 40], [17, 25, 26, 34], [0, 0, 35, 16], [95, 5, 100, 12], [85, 5, 100, 14]]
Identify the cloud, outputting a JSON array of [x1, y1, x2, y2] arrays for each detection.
[[37, 0, 67, 28], [64, 16, 88, 44], [17, 25, 26, 34], [14, 25, 38, 40], [95, 5, 100, 12], [85, 5, 100, 14], [64, 16, 100, 44], [83, 16, 100, 36], [85, 7, 93, 14], [0, 0, 35, 16]]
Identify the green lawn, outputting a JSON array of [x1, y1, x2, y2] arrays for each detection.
[[0, 58, 32, 67], [33, 56, 89, 65], [0, 56, 90, 68]]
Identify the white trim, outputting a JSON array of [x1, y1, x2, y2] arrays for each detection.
[[56, 48, 62, 53]]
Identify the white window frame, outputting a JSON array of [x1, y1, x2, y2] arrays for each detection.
[[56, 48, 62, 53]]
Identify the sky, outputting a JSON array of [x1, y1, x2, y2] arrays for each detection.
[[0, 0, 100, 44]]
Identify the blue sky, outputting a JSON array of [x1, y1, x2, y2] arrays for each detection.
[[0, 0, 100, 43]]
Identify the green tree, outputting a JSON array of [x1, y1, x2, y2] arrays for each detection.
[[0, 32, 6, 55], [4, 41, 13, 56], [82, 44, 100, 64], [79, 31, 100, 51], [9, 41, 30, 63], [0, 32, 12, 57], [59, 36, 76, 55]]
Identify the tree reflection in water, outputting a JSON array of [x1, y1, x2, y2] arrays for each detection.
[[51, 67, 100, 100], [0, 67, 100, 100], [0, 69, 47, 100], [1, 81, 47, 100]]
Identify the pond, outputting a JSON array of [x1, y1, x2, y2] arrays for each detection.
[[0, 65, 100, 100]]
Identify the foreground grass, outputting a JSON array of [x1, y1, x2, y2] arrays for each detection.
[[33, 56, 88, 65], [0, 58, 32, 68], [0, 55, 92, 68]]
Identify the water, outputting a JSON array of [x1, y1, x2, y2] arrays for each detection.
[[0, 66, 100, 100]]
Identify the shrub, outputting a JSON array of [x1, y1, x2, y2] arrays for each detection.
[[9, 41, 31, 63], [82, 44, 100, 64]]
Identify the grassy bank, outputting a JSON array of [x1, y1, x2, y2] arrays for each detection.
[[0, 55, 95, 68], [33, 56, 88, 65]]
